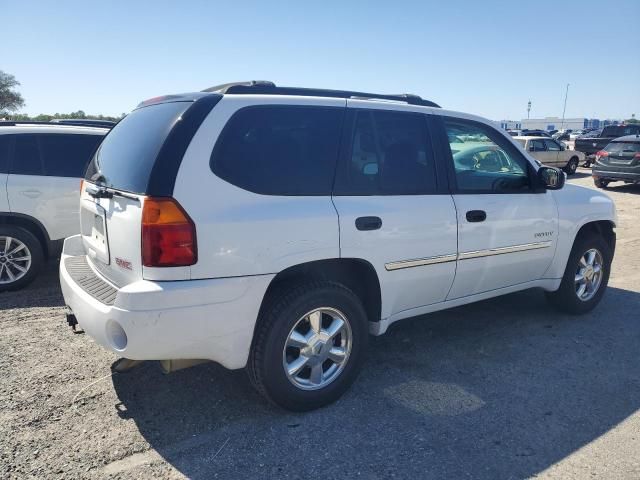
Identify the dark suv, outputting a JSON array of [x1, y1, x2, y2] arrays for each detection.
[[592, 135, 640, 188], [576, 124, 640, 165]]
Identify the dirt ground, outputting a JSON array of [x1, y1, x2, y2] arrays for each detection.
[[1, 170, 639, 479]]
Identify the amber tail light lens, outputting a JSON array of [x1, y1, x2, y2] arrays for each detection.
[[142, 198, 197, 267]]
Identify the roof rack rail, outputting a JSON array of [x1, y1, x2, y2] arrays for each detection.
[[201, 81, 440, 108], [0, 120, 114, 128]]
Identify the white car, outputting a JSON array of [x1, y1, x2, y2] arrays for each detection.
[[59, 82, 617, 411], [0, 123, 107, 290], [514, 136, 584, 174]]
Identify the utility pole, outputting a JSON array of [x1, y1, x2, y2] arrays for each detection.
[[560, 83, 569, 131], [527, 100, 531, 119]]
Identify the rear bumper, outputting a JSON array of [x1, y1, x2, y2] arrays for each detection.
[[592, 168, 640, 183], [59, 235, 274, 369]]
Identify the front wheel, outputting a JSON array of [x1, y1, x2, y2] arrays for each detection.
[[0, 226, 44, 292], [545, 233, 612, 314], [248, 281, 368, 411], [564, 157, 579, 175]]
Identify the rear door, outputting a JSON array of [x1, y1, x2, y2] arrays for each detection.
[[0, 135, 10, 212], [332, 101, 457, 320], [7, 133, 103, 240]]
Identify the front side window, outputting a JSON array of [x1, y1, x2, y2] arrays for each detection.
[[211, 106, 343, 195], [334, 109, 436, 195], [443, 118, 532, 193], [544, 139, 561, 151], [12, 135, 43, 176]]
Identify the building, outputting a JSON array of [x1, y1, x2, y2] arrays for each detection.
[[499, 120, 522, 130], [520, 117, 612, 131]]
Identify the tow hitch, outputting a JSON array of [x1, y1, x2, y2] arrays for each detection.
[[66, 311, 84, 334]]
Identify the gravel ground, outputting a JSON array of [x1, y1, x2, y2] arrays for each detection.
[[1, 170, 639, 479]]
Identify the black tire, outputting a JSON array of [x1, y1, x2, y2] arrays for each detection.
[[248, 281, 368, 411], [545, 232, 612, 314], [0, 226, 44, 292], [594, 178, 609, 189], [564, 157, 579, 175]]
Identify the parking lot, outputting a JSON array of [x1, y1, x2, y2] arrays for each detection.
[[1, 170, 638, 479]]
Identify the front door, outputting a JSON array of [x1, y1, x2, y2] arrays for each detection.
[[333, 102, 457, 320], [439, 116, 558, 299]]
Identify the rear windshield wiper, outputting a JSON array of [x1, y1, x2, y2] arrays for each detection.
[[85, 183, 140, 202]]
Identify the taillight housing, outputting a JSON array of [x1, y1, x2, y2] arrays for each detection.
[[142, 198, 197, 267], [595, 150, 609, 158]]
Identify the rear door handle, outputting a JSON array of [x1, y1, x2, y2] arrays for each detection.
[[355, 216, 382, 231], [466, 210, 486, 222], [21, 189, 42, 198]]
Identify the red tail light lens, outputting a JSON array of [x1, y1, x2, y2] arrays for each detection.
[[596, 150, 609, 157], [142, 198, 197, 267]]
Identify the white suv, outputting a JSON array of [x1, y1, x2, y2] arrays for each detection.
[[59, 82, 617, 411], [0, 123, 107, 290]]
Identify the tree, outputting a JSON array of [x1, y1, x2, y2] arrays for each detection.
[[0, 71, 25, 114]]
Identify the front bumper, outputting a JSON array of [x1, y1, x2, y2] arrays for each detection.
[[59, 235, 274, 369]]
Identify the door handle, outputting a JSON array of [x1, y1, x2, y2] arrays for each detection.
[[466, 210, 486, 222], [355, 216, 382, 231], [21, 189, 42, 198]]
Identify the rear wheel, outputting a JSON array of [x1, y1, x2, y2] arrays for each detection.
[[0, 226, 44, 292], [248, 281, 368, 411], [545, 232, 612, 314], [564, 157, 579, 175], [594, 178, 609, 188]]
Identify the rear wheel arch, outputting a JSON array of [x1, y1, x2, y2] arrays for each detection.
[[0, 213, 52, 258], [258, 258, 382, 326]]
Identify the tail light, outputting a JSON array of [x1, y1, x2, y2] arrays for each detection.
[[142, 198, 197, 267], [634, 153, 640, 160], [595, 150, 609, 157]]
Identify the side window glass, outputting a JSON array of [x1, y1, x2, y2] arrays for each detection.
[[40, 134, 103, 177], [0, 135, 11, 174], [544, 139, 561, 151], [211, 106, 343, 195], [12, 135, 43, 176], [443, 118, 532, 193], [530, 139, 546, 152], [335, 109, 436, 195]]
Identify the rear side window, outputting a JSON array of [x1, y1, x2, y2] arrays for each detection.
[[334, 109, 436, 195], [0, 135, 10, 174], [13, 135, 43, 175], [40, 134, 103, 177], [211, 106, 343, 195], [85, 102, 192, 193]]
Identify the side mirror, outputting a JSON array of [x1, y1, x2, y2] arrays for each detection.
[[538, 166, 565, 190]]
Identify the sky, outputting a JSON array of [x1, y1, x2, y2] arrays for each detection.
[[2, 0, 639, 121]]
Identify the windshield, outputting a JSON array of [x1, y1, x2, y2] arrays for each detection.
[[85, 101, 192, 193]]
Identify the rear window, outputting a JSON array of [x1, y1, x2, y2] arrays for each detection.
[[85, 102, 191, 193], [210, 106, 343, 195], [606, 141, 640, 154]]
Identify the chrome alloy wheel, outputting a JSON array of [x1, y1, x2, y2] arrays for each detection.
[[283, 307, 352, 391], [575, 248, 604, 301], [0, 236, 32, 285]]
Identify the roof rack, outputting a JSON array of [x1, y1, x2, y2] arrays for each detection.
[[202, 80, 440, 108], [0, 120, 114, 129]]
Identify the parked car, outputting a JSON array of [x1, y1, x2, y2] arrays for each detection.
[[575, 124, 640, 166], [514, 136, 584, 174], [520, 129, 552, 137], [553, 131, 570, 142], [592, 134, 640, 188], [59, 81, 617, 411], [0, 123, 107, 290]]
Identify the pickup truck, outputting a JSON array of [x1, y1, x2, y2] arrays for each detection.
[[575, 124, 640, 166]]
